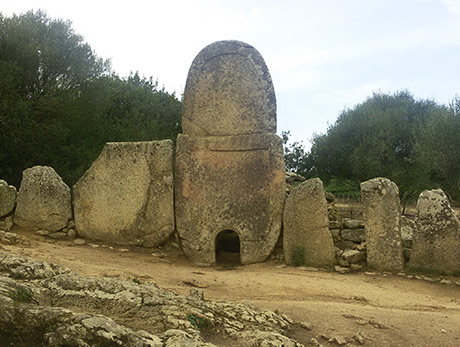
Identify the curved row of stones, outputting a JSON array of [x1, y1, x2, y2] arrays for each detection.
[[1, 40, 459, 275], [2, 167, 459, 275]]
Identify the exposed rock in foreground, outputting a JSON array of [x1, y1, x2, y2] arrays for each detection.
[[0, 252, 303, 346]]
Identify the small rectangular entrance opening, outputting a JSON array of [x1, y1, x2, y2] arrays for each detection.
[[215, 230, 241, 265]]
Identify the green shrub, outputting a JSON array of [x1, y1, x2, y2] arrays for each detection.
[[291, 246, 306, 267], [11, 286, 33, 303], [187, 313, 210, 331], [132, 278, 143, 285]]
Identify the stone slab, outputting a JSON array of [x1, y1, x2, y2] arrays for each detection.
[[409, 189, 460, 275], [361, 177, 404, 272], [14, 166, 71, 232], [182, 40, 276, 136], [283, 178, 335, 269], [175, 133, 285, 265], [73, 141, 174, 246], [0, 180, 16, 218]]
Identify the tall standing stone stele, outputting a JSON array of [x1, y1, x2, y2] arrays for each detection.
[[175, 41, 285, 266], [409, 189, 460, 275], [283, 178, 335, 269], [361, 177, 404, 272]]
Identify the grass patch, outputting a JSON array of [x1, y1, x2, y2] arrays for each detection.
[[291, 246, 306, 267], [132, 278, 143, 285], [11, 286, 33, 303], [187, 313, 210, 331]]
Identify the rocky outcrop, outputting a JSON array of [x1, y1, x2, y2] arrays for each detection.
[[73, 141, 174, 247], [0, 252, 302, 346], [361, 177, 404, 272], [409, 189, 460, 276], [0, 179, 16, 218], [283, 178, 335, 269], [14, 166, 72, 232]]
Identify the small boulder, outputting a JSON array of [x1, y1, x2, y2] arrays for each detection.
[[35, 230, 50, 236], [342, 249, 366, 264], [0, 179, 16, 218], [334, 240, 357, 251], [342, 218, 364, 229], [341, 228, 366, 242], [285, 171, 306, 184], [0, 216, 14, 231], [400, 215, 414, 248], [48, 232, 68, 240], [335, 266, 351, 274], [14, 166, 71, 232]]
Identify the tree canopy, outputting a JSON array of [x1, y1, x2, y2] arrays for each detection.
[[0, 11, 182, 187], [308, 91, 459, 202]]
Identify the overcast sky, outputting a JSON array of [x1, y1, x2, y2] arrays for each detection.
[[3, 0, 460, 148]]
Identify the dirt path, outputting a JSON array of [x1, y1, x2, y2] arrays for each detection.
[[4, 230, 460, 347]]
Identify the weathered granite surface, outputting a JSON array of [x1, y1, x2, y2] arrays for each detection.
[[361, 177, 404, 272], [283, 178, 335, 269], [176, 41, 285, 265], [0, 252, 301, 346], [410, 189, 460, 275], [74, 141, 174, 247], [14, 166, 72, 232], [0, 179, 16, 218], [181, 40, 276, 136]]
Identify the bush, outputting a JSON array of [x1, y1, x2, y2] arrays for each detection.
[[291, 246, 306, 266]]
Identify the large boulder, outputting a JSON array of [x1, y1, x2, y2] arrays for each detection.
[[0, 180, 16, 218], [283, 178, 335, 269], [409, 189, 460, 275], [360, 177, 404, 272], [73, 141, 174, 247], [14, 166, 71, 232]]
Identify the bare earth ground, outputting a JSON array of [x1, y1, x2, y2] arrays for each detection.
[[3, 227, 460, 347]]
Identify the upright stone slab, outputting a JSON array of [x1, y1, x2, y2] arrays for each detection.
[[409, 189, 460, 275], [73, 141, 174, 247], [181, 40, 276, 136], [283, 178, 335, 269], [361, 177, 404, 272], [175, 41, 285, 265], [14, 166, 72, 232], [0, 180, 16, 217]]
